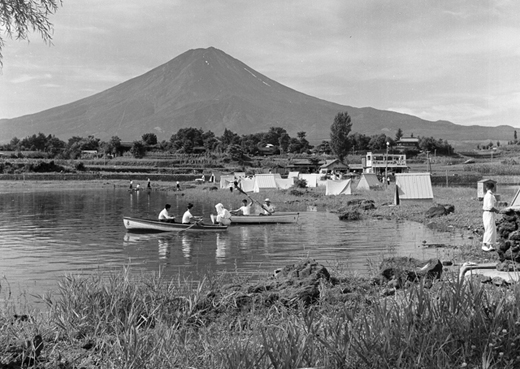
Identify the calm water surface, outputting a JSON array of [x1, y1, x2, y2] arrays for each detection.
[[0, 187, 471, 299]]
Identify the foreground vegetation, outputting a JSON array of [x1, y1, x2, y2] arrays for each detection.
[[2, 261, 520, 368]]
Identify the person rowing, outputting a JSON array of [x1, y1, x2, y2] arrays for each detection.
[[231, 199, 253, 216], [261, 198, 275, 215], [182, 203, 203, 224], [158, 204, 175, 223]]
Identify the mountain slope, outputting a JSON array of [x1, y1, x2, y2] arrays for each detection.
[[0, 47, 516, 144]]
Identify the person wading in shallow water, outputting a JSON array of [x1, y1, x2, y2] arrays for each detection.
[[482, 182, 500, 252]]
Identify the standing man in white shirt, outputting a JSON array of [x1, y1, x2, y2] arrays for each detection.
[[482, 182, 500, 252]]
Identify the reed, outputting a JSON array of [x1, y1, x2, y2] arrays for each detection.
[[3, 265, 520, 368]]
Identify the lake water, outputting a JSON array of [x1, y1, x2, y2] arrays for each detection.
[[0, 186, 470, 301]]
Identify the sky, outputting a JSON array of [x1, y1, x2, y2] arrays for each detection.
[[1, 0, 519, 129]]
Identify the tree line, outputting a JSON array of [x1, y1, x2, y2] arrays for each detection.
[[0, 112, 454, 162]]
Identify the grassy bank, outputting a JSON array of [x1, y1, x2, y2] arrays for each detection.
[[2, 266, 520, 368]]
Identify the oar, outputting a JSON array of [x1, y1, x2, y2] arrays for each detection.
[[182, 218, 203, 232], [236, 186, 273, 215]]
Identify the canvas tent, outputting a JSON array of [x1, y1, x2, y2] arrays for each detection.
[[275, 177, 294, 190], [253, 174, 279, 192], [357, 173, 382, 191], [234, 172, 246, 179], [299, 173, 319, 188], [325, 179, 352, 195], [239, 177, 255, 193], [288, 171, 299, 179], [219, 175, 236, 189], [394, 173, 433, 203]]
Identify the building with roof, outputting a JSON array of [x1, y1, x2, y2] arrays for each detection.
[[395, 137, 420, 152], [318, 159, 349, 176], [365, 152, 408, 175]]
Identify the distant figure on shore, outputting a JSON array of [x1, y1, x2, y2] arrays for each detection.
[[129, 180, 133, 191], [147, 178, 151, 190], [158, 204, 175, 223], [176, 181, 181, 191]]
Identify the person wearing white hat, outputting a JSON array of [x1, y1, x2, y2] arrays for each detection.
[[262, 198, 275, 215]]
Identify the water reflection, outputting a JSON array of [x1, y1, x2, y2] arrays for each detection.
[[157, 237, 171, 260], [181, 234, 193, 261], [216, 233, 230, 263]]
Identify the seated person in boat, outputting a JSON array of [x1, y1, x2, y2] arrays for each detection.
[[214, 203, 232, 225], [231, 199, 253, 216], [260, 198, 275, 216], [158, 204, 175, 222], [182, 203, 203, 224]]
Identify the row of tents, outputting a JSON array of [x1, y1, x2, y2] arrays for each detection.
[[217, 172, 435, 202]]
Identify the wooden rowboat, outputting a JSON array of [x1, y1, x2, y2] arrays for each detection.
[[211, 212, 300, 225], [123, 216, 227, 232]]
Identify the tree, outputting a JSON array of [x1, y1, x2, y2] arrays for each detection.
[[368, 134, 388, 151], [315, 140, 332, 155], [263, 127, 287, 147], [130, 141, 146, 158], [142, 133, 157, 146], [0, 0, 62, 65], [227, 144, 244, 162], [330, 112, 352, 163], [395, 128, 403, 141], [108, 136, 122, 156]]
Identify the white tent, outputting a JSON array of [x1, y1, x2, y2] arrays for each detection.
[[253, 174, 278, 192], [299, 173, 319, 187], [288, 171, 299, 179], [325, 179, 352, 195], [219, 175, 236, 189], [394, 173, 433, 204], [357, 173, 382, 191], [240, 177, 255, 193], [234, 172, 246, 179], [275, 177, 294, 190]]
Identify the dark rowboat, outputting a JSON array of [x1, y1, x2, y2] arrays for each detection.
[[123, 216, 227, 232]]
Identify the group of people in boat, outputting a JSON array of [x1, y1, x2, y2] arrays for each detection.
[[158, 198, 275, 225]]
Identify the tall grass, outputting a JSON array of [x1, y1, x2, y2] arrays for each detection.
[[3, 268, 517, 368]]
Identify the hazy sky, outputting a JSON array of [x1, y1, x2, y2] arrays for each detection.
[[1, 0, 519, 128]]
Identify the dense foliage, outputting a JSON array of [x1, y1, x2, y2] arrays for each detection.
[[0, 122, 455, 162], [330, 112, 353, 163]]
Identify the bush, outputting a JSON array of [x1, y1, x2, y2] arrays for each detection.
[[293, 178, 308, 188], [75, 162, 86, 171]]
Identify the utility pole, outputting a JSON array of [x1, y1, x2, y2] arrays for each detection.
[[385, 142, 390, 188]]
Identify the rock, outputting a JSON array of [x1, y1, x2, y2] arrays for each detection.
[[508, 230, 520, 241], [379, 257, 443, 287], [425, 204, 455, 218], [338, 209, 361, 220]]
